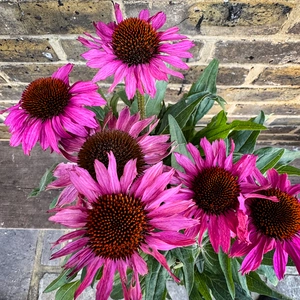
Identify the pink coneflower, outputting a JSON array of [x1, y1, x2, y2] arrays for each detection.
[[3, 64, 106, 155], [230, 168, 300, 279], [49, 152, 197, 300], [49, 107, 171, 207], [78, 3, 194, 99], [174, 137, 258, 254]]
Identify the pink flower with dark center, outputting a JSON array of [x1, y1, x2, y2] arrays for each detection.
[[78, 3, 194, 99], [49, 107, 171, 207], [174, 137, 258, 254], [2, 64, 106, 155], [49, 152, 197, 300], [230, 168, 300, 279]]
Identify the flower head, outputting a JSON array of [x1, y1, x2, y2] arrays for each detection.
[[174, 137, 258, 253], [49, 152, 197, 300], [230, 168, 300, 279], [50, 107, 171, 207], [3, 64, 106, 155], [78, 3, 194, 99]]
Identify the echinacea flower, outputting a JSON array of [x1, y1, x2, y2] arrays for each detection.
[[78, 3, 194, 99], [2, 63, 106, 155], [49, 107, 171, 207], [49, 152, 197, 300], [230, 168, 300, 279], [174, 137, 258, 253]]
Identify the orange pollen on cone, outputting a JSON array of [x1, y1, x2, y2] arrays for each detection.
[[86, 193, 149, 260], [21, 77, 70, 120], [77, 130, 145, 179], [112, 17, 160, 66], [192, 166, 240, 215], [250, 188, 300, 240]]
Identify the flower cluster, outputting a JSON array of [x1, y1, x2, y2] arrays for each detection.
[[3, 3, 300, 300]]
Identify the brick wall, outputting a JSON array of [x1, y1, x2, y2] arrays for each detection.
[[0, 0, 299, 146]]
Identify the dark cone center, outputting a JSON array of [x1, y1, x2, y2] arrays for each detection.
[[77, 130, 145, 179], [21, 77, 70, 120], [192, 166, 240, 215], [250, 188, 300, 240], [112, 17, 160, 66], [86, 193, 148, 260]]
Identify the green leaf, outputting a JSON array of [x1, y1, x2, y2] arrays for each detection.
[[184, 95, 219, 141], [277, 149, 300, 165], [28, 163, 58, 198], [231, 258, 250, 297], [254, 147, 285, 174], [168, 115, 191, 171], [276, 165, 300, 176], [145, 80, 167, 117], [144, 253, 169, 300], [246, 272, 293, 300], [188, 58, 219, 95], [234, 284, 253, 300], [193, 270, 213, 300], [192, 110, 265, 144], [189, 284, 205, 300], [173, 247, 196, 296], [44, 269, 77, 293], [261, 250, 294, 266], [229, 111, 265, 154], [55, 280, 81, 300], [110, 274, 125, 300], [257, 264, 278, 286], [157, 91, 210, 134], [204, 274, 235, 300], [218, 250, 235, 299], [201, 237, 222, 275], [108, 92, 121, 116], [86, 105, 106, 122], [49, 195, 59, 210]]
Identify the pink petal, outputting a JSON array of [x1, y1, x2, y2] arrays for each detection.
[[52, 63, 73, 85], [107, 151, 121, 193], [96, 260, 116, 300], [75, 257, 104, 299], [149, 11, 166, 30], [69, 81, 98, 93], [131, 252, 148, 275], [114, 3, 123, 23], [51, 237, 89, 259], [49, 207, 88, 228], [240, 237, 268, 274], [273, 241, 288, 280]]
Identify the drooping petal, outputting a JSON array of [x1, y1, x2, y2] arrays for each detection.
[[273, 241, 288, 280]]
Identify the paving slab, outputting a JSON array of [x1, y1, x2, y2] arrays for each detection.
[[0, 229, 38, 300]]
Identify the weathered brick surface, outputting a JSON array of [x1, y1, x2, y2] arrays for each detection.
[[214, 40, 300, 64], [0, 1, 113, 35], [253, 66, 300, 86], [288, 22, 300, 34], [0, 85, 25, 102], [185, 1, 293, 36], [60, 39, 87, 61], [217, 88, 299, 103], [1, 64, 62, 83], [0, 38, 59, 62], [171, 65, 249, 85], [0, 74, 6, 83], [232, 102, 299, 117], [1, 63, 99, 83]]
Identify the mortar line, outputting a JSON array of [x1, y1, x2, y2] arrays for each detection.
[[1, 34, 300, 42], [27, 229, 45, 300]]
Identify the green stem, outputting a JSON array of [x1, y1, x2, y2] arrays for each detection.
[[137, 91, 145, 120]]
